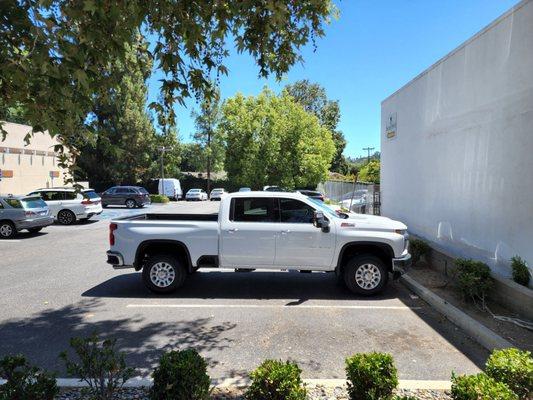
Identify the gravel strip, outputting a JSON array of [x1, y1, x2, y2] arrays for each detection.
[[57, 385, 452, 399]]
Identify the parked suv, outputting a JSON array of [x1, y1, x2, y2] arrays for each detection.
[[0, 194, 54, 238], [101, 186, 151, 209], [28, 188, 103, 225]]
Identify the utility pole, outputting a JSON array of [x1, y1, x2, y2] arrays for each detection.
[[363, 147, 375, 164]]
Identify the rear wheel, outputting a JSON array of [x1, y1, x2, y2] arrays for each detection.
[[142, 254, 186, 294], [343, 255, 388, 295], [0, 221, 16, 239], [125, 199, 137, 209], [57, 209, 76, 225], [28, 227, 42, 233]]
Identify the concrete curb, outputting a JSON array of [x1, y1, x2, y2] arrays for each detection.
[[401, 274, 513, 351], [0, 378, 452, 390]]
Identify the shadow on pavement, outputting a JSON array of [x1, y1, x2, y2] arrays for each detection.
[[82, 271, 406, 303], [7, 231, 49, 240], [0, 298, 236, 376]]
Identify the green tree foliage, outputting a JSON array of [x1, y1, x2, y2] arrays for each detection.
[[285, 80, 347, 173], [358, 159, 380, 183], [0, 1, 334, 148], [191, 86, 225, 191], [74, 35, 163, 187], [179, 143, 207, 173], [220, 88, 335, 189]]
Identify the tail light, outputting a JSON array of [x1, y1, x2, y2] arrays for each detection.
[[81, 199, 93, 205], [25, 211, 37, 217], [109, 223, 117, 246]]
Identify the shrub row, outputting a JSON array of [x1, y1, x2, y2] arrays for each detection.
[[150, 194, 170, 203], [1, 334, 531, 400]]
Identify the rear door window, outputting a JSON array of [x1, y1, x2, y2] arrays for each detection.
[[231, 198, 276, 222], [64, 191, 78, 200], [39, 191, 64, 201], [4, 198, 22, 208]]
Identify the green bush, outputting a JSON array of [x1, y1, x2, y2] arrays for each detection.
[[60, 333, 134, 400], [409, 239, 431, 265], [511, 256, 531, 287], [345, 352, 398, 400], [150, 349, 210, 400], [392, 396, 417, 400], [246, 359, 306, 400], [451, 373, 517, 400], [150, 194, 169, 203], [455, 258, 494, 306], [485, 348, 533, 399], [0, 355, 58, 400]]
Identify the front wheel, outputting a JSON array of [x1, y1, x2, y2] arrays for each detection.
[[344, 255, 388, 296], [142, 254, 186, 294], [0, 221, 16, 239]]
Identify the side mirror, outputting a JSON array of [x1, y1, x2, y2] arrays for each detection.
[[313, 211, 330, 233]]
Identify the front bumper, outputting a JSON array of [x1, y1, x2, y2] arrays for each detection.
[[16, 216, 54, 230], [392, 253, 412, 275], [106, 251, 132, 269]]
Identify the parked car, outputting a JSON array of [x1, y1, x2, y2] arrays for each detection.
[[0, 194, 54, 238], [28, 187, 103, 225], [101, 186, 151, 209], [296, 189, 325, 201], [158, 178, 182, 200], [339, 190, 368, 212], [263, 185, 290, 192], [209, 188, 227, 201], [238, 187, 252, 192], [185, 189, 208, 201], [107, 191, 411, 295]]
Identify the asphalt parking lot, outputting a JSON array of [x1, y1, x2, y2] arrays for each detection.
[[0, 200, 487, 380]]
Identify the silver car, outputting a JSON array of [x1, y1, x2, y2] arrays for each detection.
[[0, 195, 54, 239]]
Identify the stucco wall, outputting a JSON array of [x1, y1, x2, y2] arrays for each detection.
[[381, 0, 533, 280], [0, 122, 70, 195]]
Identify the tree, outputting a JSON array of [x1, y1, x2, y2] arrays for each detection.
[[191, 86, 224, 193], [221, 88, 335, 189], [284, 80, 347, 173], [1, 1, 335, 151], [75, 35, 159, 187], [358, 160, 380, 184], [179, 143, 206, 173]]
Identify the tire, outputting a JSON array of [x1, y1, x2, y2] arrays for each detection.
[[28, 227, 42, 233], [57, 209, 76, 225], [125, 199, 137, 209], [102, 204, 108, 208], [343, 254, 388, 295], [142, 254, 186, 294], [0, 221, 16, 239]]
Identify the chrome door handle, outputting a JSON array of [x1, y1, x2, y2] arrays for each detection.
[[227, 228, 238, 233], [280, 230, 291, 235]]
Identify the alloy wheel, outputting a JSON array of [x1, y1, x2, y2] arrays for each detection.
[[0, 223, 14, 238]]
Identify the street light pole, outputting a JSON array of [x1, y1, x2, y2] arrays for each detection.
[[158, 146, 167, 184], [363, 147, 375, 164]]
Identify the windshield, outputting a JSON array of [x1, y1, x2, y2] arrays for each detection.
[[307, 198, 340, 219], [139, 188, 149, 194], [189, 189, 200, 193], [21, 197, 47, 209]]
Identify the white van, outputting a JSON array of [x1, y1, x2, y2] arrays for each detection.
[[158, 179, 182, 200]]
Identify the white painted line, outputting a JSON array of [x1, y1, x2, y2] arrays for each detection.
[[126, 304, 421, 310], [0, 240, 21, 243], [1, 378, 451, 390]]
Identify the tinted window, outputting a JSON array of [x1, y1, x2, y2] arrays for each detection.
[[40, 191, 64, 201], [64, 191, 78, 200], [21, 197, 47, 209], [232, 198, 276, 222], [5, 198, 22, 208], [105, 188, 116, 194], [139, 188, 148, 194], [115, 188, 134, 194], [83, 190, 100, 199], [280, 198, 315, 223]]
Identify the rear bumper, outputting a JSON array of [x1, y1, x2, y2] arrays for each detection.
[[106, 251, 132, 269], [16, 216, 54, 230], [392, 253, 411, 275]]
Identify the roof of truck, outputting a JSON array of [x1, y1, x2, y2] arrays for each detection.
[[230, 191, 305, 199]]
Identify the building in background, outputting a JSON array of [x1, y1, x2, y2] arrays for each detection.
[[381, 0, 533, 280], [0, 122, 71, 195]]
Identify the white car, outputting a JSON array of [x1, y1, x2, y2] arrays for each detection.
[[28, 187, 103, 225], [209, 188, 227, 201], [185, 188, 208, 201], [107, 191, 411, 295]]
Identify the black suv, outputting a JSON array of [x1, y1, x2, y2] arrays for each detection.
[[101, 186, 151, 208]]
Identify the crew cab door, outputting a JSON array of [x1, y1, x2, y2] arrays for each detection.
[[274, 198, 335, 270], [220, 196, 277, 268]]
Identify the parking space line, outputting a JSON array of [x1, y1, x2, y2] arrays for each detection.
[[126, 304, 421, 310]]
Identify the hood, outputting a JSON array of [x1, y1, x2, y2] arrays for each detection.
[[343, 213, 407, 230]]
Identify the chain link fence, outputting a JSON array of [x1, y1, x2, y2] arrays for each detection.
[[316, 181, 381, 215]]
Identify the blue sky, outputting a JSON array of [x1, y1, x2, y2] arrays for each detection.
[[147, 0, 518, 159]]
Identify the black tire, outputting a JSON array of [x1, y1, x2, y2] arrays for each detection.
[[28, 227, 42, 233], [142, 254, 186, 294], [343, 254, 388, 296], [0, 221, 16, 239], [125, 199, 137, 209], [57, 209, 76, 225], [102, 204, 108, 208]]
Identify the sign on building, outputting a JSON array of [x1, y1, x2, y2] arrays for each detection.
[[386, 112, 397, 139]]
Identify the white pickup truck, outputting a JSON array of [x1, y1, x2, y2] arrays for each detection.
[[106, 191, 411, 295]]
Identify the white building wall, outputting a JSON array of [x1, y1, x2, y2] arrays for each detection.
[[381, 0, 533, 280]]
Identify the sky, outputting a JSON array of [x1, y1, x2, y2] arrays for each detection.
[[146, 0, 519, 159]]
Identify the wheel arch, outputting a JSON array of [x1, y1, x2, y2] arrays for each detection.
[[336, 241, 394, 274], [134, 239, 193, 273]]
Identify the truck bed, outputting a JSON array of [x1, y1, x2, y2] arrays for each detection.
[[119, 213, 219, 222]]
